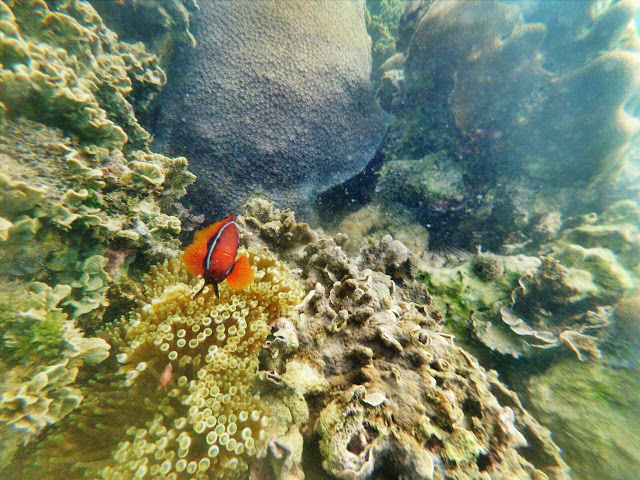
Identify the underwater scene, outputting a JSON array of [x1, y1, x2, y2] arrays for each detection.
[[1, 0, 639, 479]]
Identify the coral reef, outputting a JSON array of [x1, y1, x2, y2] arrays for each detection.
[[0, 0, 195, 325], [334, 202, 429, 257], [0, 280, 109, 468], [528, 360, 640, 480], [359, 0, 640, 253], [241, 200, 569, 480], [422, 227, 634, 360], [365, 0, 406, 86], [8, 249, 304, 479], [403, 0, 640, 184], [0, 0, 194, 468], [150, 0, 389, 218], [90, 0, 196, 65]]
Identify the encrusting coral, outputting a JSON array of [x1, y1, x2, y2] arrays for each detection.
[[0, 279, 110, 468], [151, 0, 389, 218], [240, 200, 569, 480], [8, 249, 304, 479]]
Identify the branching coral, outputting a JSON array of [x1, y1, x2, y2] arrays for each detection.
[[8, 249, 304, 479]]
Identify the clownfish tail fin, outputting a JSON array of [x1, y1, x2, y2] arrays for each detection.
[[225, 255, 254, 291]]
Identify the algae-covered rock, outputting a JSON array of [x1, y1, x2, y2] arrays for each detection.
[[0, 280, 109, 468], [605, 290, 640, 367], [89, 0, 196, 65], [151, 0, 389, 218], [376, 151, 465, 210], [528, 360, 640, 480]]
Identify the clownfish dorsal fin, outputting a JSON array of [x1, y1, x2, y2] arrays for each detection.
[[226, 255, 254, 291], [183, 214, 236, 277]]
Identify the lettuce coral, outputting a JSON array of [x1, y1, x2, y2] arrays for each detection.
[[0, 0, 195, 326], [0, 0, 195, 469], [0, 280, 109, 468], [420, 200, 640, 360], [7, 249, 304, 479]]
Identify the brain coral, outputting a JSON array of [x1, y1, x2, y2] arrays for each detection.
[[7, 249, 304, 479], [151, 0, 389, 218]]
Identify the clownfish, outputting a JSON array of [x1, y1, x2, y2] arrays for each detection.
[[182, 214, 254, 298]]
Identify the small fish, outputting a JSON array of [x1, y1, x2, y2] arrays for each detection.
[[160, 363, 173, 388], [182, 214, 254, 297]]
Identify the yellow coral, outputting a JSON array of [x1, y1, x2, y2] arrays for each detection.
[[8, 249, 304, 479]]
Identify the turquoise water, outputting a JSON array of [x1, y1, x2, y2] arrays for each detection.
[[1, 1, 638, 479]]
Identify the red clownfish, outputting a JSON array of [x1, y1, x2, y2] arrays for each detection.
[[182, 214, 254, 297]]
